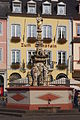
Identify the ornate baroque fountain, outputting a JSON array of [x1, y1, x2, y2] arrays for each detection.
[[27, 14, 52, 86]]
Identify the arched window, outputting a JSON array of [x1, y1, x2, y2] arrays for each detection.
[[56, 73, 68, 80], [9, 73, 21, 82]]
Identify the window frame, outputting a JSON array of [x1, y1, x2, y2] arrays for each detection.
[[26, 50, 35, 64], [0, 48, 2, 63], [57, 26, 66, 40], [12, 2, 22, 13], [27, 1, 36, 14], [27, 24, 37, 38], [57, 51, 67, 65], [11, 24, 21, 37], [76, 23, 80, 37], [42, 25, 52, 39], [0, 22, 3, 36], [57, 2, 66, 15], [42, 1, 51, 15], [11, 49, 21, 63]]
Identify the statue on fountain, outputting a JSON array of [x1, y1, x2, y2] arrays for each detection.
[[26, 14, 53, 86]]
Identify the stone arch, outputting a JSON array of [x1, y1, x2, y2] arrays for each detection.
[[56, 73, 68, 80], [9, 73, 21, 82]]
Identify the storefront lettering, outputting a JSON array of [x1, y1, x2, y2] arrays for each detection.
[[21, 43, 57, 48]]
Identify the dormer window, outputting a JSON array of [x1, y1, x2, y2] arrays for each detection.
[[27, 0, 36, 14], [12, 0, 22, 13], [57, 2, 66, 15], [42, 1, 51, 14]]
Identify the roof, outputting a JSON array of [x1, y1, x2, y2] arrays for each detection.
[[0, 1, 10, 18], [0, 0, 79, 19]]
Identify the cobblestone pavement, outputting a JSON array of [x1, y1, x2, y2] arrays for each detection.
[[0, 114, 80, 120]]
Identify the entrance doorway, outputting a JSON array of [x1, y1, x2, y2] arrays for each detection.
[[0, 75, 4, 96]]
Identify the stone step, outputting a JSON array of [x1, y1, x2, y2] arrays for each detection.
[[58, 108, 79, 113], [0, 107, 26, 113], [0, 111, 23, 117]]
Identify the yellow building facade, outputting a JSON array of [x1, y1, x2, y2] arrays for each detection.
[[7, 15, 72, 85]]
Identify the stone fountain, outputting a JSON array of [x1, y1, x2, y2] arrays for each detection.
[[27, 14, 51, 86]]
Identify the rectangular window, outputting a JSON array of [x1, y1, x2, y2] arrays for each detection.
[[57, 5, 66, 15], [11, 24, 21, 37], [13, 3, 22, 13], [43, 4, 51, 14], [42, 25, 52, 38], [0, 23, 2, 35], [27, 25, 36, 38], [57, 26, 66, 39], [0, 48, 2, 62], [57, 51, 66, 64], [27, 50, 35, 64], [77, 24, 80, 36], [27, 3, 36, 14], [11, 50, 20, 63]]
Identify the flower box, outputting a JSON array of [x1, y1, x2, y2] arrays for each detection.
[[57, 38, 67, 44], [11, 37, 21, 43], [27, 37, 37, 43], [56, 63, 67, 70], [43, 38, 52, 43], [11, 62, 20, 69]]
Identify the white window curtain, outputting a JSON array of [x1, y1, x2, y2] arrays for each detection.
[[57, 51, 66, 64], [27, 25, 36, 38], [42, 25, 52, 38], [57, 26, 66, 39], [11, 24, 21, 37], [12, 50, 20, 63]]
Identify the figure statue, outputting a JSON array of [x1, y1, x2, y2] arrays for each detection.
[[37, 14, 43, 31], [31, 64, 39, 86], [27, 71, 32, 85]]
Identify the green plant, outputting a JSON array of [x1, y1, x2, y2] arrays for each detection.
[[11, 62, 20, 69], [56, 63, 67, 70]]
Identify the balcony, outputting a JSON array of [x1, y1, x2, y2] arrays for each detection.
[[43, 38, 52, 43], [11, 62, 20, 69], [56, 63, 67, 70], [11, 37, 21, 43], [57, 37, 67, 44], [27, 37, 37, 43]]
